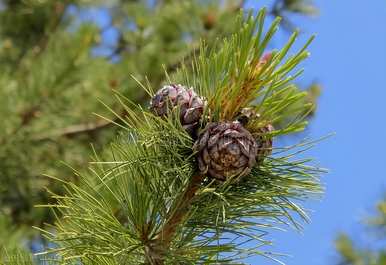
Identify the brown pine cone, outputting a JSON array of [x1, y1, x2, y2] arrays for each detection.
[[150, 84, 205, 136], [194, 121, 257, 181]]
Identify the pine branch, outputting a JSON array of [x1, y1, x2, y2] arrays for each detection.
[[32, 118, 115, 141], [18, 1, 257, 143], [38, 9, 325, 264], [148, 173, 204, 264]]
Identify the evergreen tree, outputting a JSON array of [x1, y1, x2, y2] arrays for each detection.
[[0, 0, 251, 229], [30, 8, 324, 264], [335, 199, 386, 265], [0, 0, 321, 264]]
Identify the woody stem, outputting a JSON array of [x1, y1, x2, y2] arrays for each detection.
[[146, 174, 204, 264]]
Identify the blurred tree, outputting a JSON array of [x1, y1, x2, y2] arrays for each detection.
[[335, 200, 386, 265], [0, 0, 319, 256], [0, 0, 245, 229]]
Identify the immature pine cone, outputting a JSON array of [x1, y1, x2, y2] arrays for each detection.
[[255, 124, 274, 164], [150, 84, 205, 136], [236, 108, 274, 164], [194, 121, 257, 181]]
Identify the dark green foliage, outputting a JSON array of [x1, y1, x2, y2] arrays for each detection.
[[38, 10, 325, 264], [0, 0, 320, 263], [0, 0, 248, 228], [0, 249, 35, 265]]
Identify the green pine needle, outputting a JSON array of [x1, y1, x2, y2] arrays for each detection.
[[38, 8, 326, 264]]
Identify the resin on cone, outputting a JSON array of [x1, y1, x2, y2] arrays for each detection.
[[150, 84, 205, 136], [194, 121, 257, 181]]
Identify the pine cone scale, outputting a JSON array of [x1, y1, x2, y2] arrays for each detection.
[[150, 84, 205, 137], [209, 145, 219, 160], [233, 156, 248, 167], [210, 160, 223, 171], [227, 142, 240, 156], [198, 156, 207, 172], [195, 121, 257, 180], [207, 133, 220, 148]]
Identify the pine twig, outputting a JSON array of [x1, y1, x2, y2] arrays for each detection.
[[147, 174, 204, 265], [25, 116, 104, 142], [32, 117, 118, 141]]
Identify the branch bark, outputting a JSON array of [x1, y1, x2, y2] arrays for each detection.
[[32, 118, 116, 141], [146, 174, 204, 265]]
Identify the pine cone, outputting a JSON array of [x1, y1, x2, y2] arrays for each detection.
[[255, 124, 274, 164], [194, 121, 257, 181], [150, 84, 205, 136], [236, 108, 274, 164], [236, 107, 260, 126]]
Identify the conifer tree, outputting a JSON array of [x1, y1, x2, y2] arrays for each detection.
[[335, 199, 386, 265], [0, 0, 321, 264], [0, 0, 254, 229], [25, 8, 326, 264]]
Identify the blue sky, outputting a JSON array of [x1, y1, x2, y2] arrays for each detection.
[[64, 1, 386, 264], [244, 0, 386, 264]]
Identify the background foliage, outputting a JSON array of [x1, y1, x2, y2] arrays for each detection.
[[335, 199, 386, 265], [0, 0, 320, 262], [37, 10, 324, 263]]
